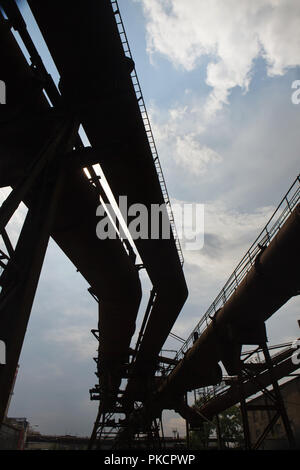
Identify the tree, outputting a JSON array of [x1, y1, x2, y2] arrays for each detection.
[[217, 405, 244, 448], [190, 393, 243, 449]]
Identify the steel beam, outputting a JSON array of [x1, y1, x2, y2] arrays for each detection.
[[0, 119, 77, 423], [155, 204, 300, 400], [260, 343, 296, 449], [0, 117, 70, 233]]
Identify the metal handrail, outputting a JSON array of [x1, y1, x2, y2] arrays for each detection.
[[195, 340, 296, 404], [111, 0, 184, 266], [172, 174, 300, 363]]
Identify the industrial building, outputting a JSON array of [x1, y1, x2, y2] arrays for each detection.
[[247, 377, 300, 449]]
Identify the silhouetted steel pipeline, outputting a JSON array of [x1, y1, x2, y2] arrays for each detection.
[[113, 347, 300, 445], [157, 204, 300, 403], [196, 343, 300, 424], [0, 14, 141, 410], [27, 0, 188, 386], [118, 235, 300, 448]]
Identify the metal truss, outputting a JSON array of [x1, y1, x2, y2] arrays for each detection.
[[193, 338, 298, 450], [0, 115, 78, 422], [239, 342, 296, 450]]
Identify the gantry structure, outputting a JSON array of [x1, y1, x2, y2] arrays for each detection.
[[0, 0, 299, 451]]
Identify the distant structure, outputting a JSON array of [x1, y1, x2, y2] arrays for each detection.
[[0, 417, 28, 450], [247, 377, 300, 449]]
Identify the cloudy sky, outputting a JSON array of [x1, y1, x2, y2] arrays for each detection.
[[2, 0, 300, 438]]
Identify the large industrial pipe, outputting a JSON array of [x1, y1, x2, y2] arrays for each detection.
[[196, 343, 300, 424], [157, 203, 300, 403], [115, 204, 300, 443], [27, 1, 188, 385], [0, 13, 141, 412]]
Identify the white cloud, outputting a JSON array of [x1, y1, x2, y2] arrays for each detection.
[[160, 199, 277, 344], [182, 200, 275, 269], [44, 325, 95, 363], [175, 134, 222, 175], [148, 67, 300, 213], [141, 0, 300, 116], [149, 103, 221, 177]]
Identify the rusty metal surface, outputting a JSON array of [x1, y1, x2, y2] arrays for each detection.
[[156, 204, 300, 402], [193, 343, 300, 425], [175, 175, 300, 363], [0, 118, 75, 422]]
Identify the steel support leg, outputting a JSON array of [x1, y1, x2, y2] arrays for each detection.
[[261, 343, 296, 449], [0, 168, 64, 422], [160, 413, 166, 449], [215, 413, 223, 450], [0, 120, 77, 423], [238, 367, 251, 450], [0, 118, 71, 234], [253, 411, 280, 450], [185, 392, 190, 450]]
